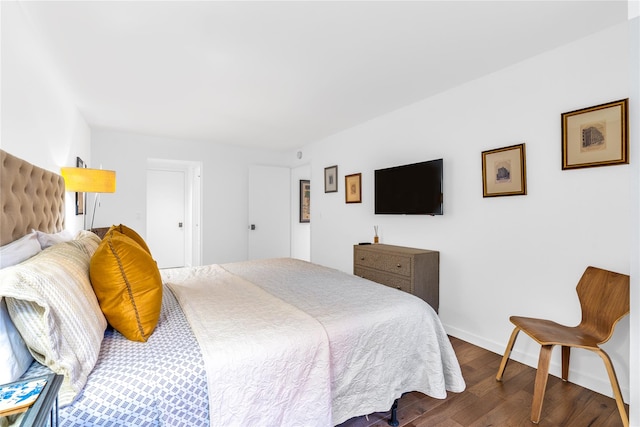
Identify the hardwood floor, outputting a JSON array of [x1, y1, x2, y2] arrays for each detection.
[[337, 336, 628, 427]]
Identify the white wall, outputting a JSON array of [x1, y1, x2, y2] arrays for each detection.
[[0, 2, 91, 234], [308, 22, 631, 402], [91, 129, 289, 265]]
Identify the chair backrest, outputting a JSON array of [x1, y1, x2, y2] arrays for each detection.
[[577, 266, 630, 344]]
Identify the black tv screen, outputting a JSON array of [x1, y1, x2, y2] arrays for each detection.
[[375, 159, 443, 215]]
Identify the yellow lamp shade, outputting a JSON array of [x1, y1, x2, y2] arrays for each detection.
[[61, 167, 116, 193]]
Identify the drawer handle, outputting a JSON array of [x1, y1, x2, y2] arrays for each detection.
[[360, 257, 365, 261], [396, 286, 401, 290], [396, 263, 401, 268]]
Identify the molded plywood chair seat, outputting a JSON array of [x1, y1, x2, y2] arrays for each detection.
[[495, 266, 630, 427]]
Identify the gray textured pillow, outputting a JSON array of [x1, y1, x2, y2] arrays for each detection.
[[33, 229, 73, 249], [0, 232, 41, 268], [0, 232, 105, 406]]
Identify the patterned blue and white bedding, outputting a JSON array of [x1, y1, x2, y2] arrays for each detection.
[[22, 287, 208, 426]]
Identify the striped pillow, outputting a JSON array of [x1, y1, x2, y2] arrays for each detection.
[[0, 232, 106, 406]]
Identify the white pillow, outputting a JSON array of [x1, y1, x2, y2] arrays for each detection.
[[0, 233, 40, 383], [0, 232, 105, 406], [34, 229, 74, 249], [0, 232, 41, 269], [0, 298, 33, 384]]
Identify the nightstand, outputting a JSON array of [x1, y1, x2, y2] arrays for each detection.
[[90, 227, 110, 239], [17, 373, 63, 427]]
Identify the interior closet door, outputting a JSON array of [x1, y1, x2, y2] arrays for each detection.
[[248, 165, 291, 260], [146, 168, 186, 268]]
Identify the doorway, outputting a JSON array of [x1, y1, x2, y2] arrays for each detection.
[[146, 159, 202, 268]]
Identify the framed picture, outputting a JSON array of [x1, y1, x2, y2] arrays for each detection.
[[345, 173, 362, 203], [482, 143, 527, 197], [324, 165, 338, 193], [561, 99, 628, 170], [75, 157, 85, 215], [299, 180, 310, 223]]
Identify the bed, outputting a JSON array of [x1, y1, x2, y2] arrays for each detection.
[[0, 149, 465, 426]]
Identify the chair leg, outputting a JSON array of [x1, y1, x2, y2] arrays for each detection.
[[531, 345, 553, 424], [596, 349, 629, 427], [496, 327, 520, 381], [561, 346, 570, 381]]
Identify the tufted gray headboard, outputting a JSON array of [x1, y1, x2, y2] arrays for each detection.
[[0, 149, 65, 246]]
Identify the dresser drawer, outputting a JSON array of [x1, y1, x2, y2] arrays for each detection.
[[353, 244, 439, 313], [354, 249, 411, 277], [355, 266, 413, 293]]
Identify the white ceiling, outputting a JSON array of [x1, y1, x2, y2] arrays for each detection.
[[20, 1, 628, 151]]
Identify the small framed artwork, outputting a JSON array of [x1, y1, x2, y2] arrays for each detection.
[[299, 180, 310, 223], [345, 173, 362, 203], [75, 157, 85, 215], [324, 165, 338, 193], [561, 98, 628, 170], [482, 143, 527, 197]]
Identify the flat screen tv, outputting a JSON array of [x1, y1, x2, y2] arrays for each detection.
[[374, 159, 443, 215]]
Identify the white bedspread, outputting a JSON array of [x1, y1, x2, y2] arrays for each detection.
[[163, 264, 332, 427], [163, 258, 465, 427], [222, 258, 466, 425]]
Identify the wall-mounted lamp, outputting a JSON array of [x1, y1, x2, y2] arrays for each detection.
[[61, 167, 116, 230]]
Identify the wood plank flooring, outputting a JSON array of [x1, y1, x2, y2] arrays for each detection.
[[337, 336, 628, 427]]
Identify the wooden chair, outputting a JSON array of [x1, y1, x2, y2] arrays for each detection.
[[495, 266, 630, 427]]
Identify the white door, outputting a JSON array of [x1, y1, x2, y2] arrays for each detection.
[[248, 165, 291, 260], [147, 169, 186, 268]]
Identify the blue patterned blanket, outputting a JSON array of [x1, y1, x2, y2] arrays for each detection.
[[22, 287, 209, 426]]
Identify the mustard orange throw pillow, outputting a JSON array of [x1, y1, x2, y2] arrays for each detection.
[[106, 224, 152, 254], [90, 229, 162, 342]]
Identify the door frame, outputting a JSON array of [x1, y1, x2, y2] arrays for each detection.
[[147, 158, 202, 267]]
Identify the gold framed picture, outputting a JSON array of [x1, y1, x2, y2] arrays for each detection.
[[561, 99, 628, 170], [482, 143, 527, 198], [345, 173, 362, 203], [299, 180, 310, 223]]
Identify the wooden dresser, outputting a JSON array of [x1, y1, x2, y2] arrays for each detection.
[[353, 244, 439, 313]]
